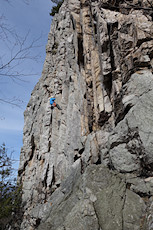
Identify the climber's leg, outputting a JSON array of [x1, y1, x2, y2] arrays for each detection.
[[56, 103, 62, 110]]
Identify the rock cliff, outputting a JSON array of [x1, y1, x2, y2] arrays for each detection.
[[18, 0, 153, 229]]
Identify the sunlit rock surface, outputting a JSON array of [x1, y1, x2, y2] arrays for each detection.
[[18, 0, 153, 229]]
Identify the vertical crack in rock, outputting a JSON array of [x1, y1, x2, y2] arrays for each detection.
[[93, 202, 102, 230], [30, 135, 35, 161], [77, 35, 84, 68], [121, 184, 127, 230], [105, 22, 115, 96], [43, 163, 49, 188]]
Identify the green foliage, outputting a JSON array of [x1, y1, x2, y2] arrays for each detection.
[[50, 0, 64, 16], [0, 144, 22, 230], [50, 0, 61, 3]]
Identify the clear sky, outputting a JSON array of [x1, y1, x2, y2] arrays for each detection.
[[0, 0, 53, 170]]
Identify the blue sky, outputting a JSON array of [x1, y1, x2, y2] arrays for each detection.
[[0, 0, 54, 170]]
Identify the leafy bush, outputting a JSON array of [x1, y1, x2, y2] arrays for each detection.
[[0, 144, 22, 230], [50, 0, 64, 16]]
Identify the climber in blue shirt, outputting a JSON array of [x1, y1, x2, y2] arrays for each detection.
[[50, 97, 62, 110], [50, 97, 56, 106]]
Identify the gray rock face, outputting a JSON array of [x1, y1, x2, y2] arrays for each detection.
[[37, 165, 146, 230], [18, 0, 153, 229]]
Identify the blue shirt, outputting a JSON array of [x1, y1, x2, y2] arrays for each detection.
[[50, 98, 56, 105]]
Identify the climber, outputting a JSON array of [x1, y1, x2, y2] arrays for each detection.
[[50, 97, 62, 110]]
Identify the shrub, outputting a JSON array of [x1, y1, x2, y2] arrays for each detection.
[[50, 0, 64, 16], [0, 144, 22, 230]]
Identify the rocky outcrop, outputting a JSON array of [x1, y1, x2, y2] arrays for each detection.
[[18, 0, 153, 229]]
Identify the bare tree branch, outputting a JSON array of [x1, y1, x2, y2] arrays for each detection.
[[0, 1, 43, 107], [0, 98, 23, 108], [0, 32, 41, 72]]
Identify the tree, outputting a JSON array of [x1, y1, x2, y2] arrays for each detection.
[[50, 0, 62, 4], [0, 1, 42, 107], [0, 143, 22, 230], [50, 0, 64, 16]]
